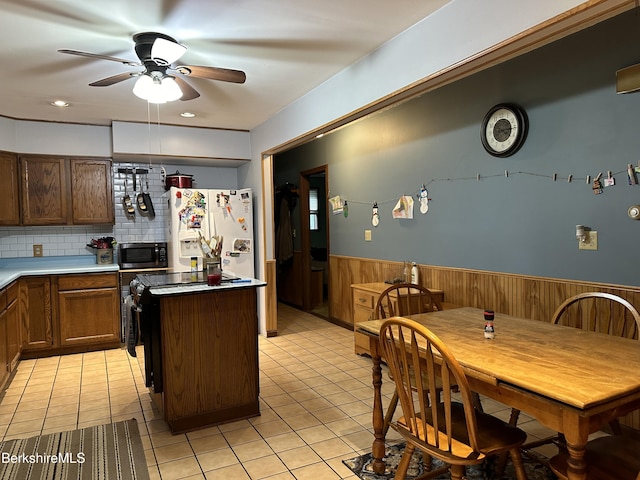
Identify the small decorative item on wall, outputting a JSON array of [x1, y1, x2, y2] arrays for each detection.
[[481, 103, 528, 157], [329, 195, 344, 215], [392, 195, 414, 219]]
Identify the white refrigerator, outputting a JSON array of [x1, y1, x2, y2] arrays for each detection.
[[167, 186, 254, 277]]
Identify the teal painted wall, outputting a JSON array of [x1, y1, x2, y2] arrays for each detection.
[[275, 10, 640, 286]]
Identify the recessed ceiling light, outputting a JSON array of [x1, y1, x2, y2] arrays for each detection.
[[51, 100, 69, 107], [180, 112, 196, 118]]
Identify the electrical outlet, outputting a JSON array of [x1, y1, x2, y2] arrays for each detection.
[[33, 244, 43, 257], [579, 231, 598, 250], [364, 230, 372, 241]]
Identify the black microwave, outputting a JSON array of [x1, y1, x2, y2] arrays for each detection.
[[119, 242, 168, 269]]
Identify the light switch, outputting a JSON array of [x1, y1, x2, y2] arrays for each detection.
[[364, 230, 372, 241], [578, 231, 597, 250]]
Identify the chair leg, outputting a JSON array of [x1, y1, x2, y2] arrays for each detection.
[[421, 452, 433, 472], [450, 464, 465, 480], [508, 408, 521, 426], [383, 389, 399, 437], [509, 448, 528, 480], [395, 442, 415, 480], [472, 392, 484, 413], [609, 418, 623, 436], [495, 408, 521, 477]]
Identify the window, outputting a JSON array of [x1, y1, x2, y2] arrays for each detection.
[[309, 188, 319, 231]]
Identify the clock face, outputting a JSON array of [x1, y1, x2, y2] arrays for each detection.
[[481, 104, 528, 157]]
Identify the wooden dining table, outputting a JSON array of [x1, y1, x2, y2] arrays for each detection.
[[356, 307, 640, 480]]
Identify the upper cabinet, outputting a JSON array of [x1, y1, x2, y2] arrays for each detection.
[[20, 155, 69, 225], [17, 154, 114, 226], [0, 152, 20, 226], [70, 158, 114, 225]]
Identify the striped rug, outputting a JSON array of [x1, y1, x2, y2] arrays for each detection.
[[0, 419, 150, 480]]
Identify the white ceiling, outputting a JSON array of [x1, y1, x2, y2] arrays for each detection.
[[0, 0, 450, 131]]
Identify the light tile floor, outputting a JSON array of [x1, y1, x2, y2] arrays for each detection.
[[0, 303, 558, 479]]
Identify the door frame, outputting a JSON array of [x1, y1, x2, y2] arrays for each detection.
[[299, 165, 329, 314]]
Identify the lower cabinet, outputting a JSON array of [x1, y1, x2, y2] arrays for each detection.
[[1, 281, 19, 390], [20, 272, 120, 357], [19, 276, 53, 351], [0, 304, 8, 390], [5, 282, 20, 372], [57, 274, 120, 347]]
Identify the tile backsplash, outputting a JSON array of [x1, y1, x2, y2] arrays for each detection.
[[0, 162, 168, 260]]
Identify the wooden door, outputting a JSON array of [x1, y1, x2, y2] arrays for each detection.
[[57, 273, 120, 347], [0, 307, 8, 389], [5, 282, 20, 371], [0, 152, 20, 225], [20, 155, 69, 225], [19, 277, 54, 350], [70, 158, 114, 224], [58, 288, 120, 346]]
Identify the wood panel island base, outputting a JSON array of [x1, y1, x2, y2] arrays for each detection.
[[140, 282, 262, 434]]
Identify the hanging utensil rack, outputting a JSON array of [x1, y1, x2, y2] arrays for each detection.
[[118, 167, 149, 191]]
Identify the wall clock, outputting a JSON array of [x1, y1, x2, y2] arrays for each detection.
[[481, 103, 528, 157]]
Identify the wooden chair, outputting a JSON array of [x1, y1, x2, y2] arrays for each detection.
[[373, 283, 443, 319], [498, 292, 640, 473], [372, 284, 446, 437], [549, 435, 640, 480], [379, 317, 529, 480]]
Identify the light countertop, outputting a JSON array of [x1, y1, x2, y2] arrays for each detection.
[[0, 255, 119, 289]]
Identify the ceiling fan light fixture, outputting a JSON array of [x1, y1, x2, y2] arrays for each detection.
[[133, 73, 183, 104], [151, 37, 187, 66]]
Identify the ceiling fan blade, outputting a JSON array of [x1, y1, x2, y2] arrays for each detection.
[[89, 72, 138, 87], [176, 65, 246, 84], [58, 49, 140, 66], [173, 77, 200, 101]]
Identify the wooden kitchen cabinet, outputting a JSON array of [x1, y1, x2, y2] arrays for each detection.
[[70, 158, 114, 224], [5, 282, 20, 372], [19, 276, 54, 352], [351, 282, 444, 355], [0, 281, 18, 391], [0, 286, 8, 390], [57, 273, 120, 347], [20, 273, 120, 358], [0, 152, 20, 226], [19, 154, 114, 226], [20, 155, 69, 225]]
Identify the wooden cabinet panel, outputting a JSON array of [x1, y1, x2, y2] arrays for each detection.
[[58, 287, 119, 346], [58, 273, 117, 290], [0, 307, 8, 389], [19, 277, 54, 351], [70, 158, 114, 224], [5, 282, 20, 372], [0, 152, 20, 225], [159, 288, 260, 432], [20, 156, 68, 225]]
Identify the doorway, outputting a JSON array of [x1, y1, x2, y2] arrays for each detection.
[[299, 166, 329, 319], [273, 165, 329, 320]]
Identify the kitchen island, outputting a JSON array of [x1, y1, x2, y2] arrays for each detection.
[[135, 271, 266, 434]]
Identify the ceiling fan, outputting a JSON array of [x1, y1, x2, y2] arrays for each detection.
[[58, 32, 246, 103]]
